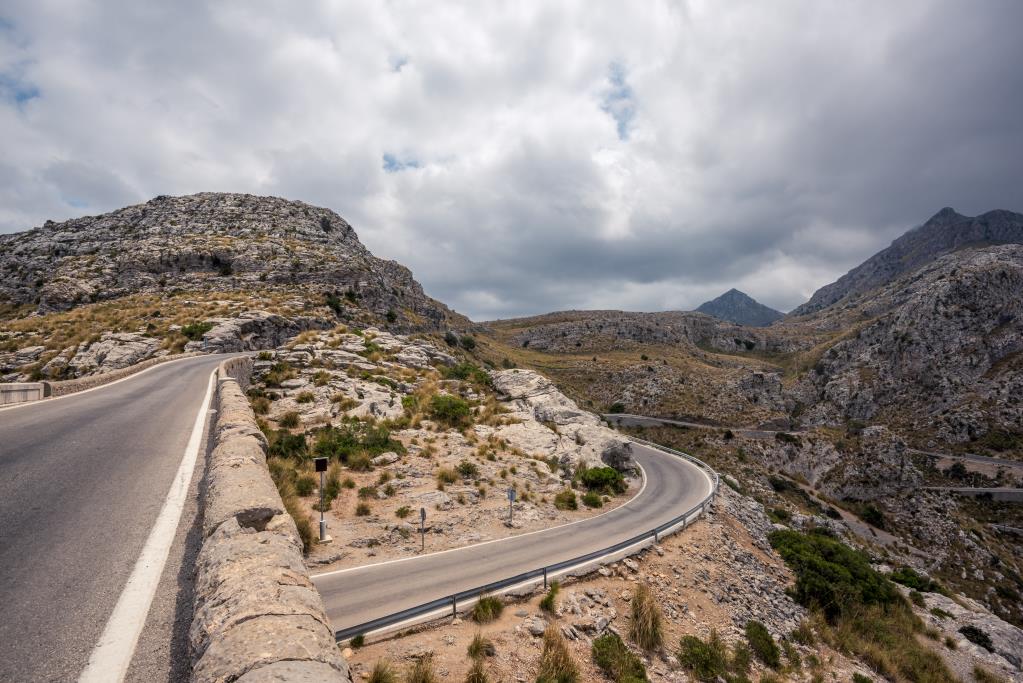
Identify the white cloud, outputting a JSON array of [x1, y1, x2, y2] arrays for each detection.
[[1, 1, 1021, 320]]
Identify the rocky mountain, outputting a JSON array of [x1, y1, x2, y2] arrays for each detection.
[[0, 192, 466, 329], [695, 288, 783, 326], [791, 207, 1023, 317]]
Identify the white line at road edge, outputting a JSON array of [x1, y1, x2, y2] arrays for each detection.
[[78, 368, 217, 683]]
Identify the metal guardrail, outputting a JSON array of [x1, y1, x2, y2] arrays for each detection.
[[333, 438, 719, 642]]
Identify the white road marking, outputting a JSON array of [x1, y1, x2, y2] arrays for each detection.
[[78, 368, 217, 683]]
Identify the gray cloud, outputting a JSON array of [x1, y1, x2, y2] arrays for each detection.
[[1, 1, 1021, 320]]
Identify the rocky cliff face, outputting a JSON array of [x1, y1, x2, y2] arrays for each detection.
[[791, 207, 1023, 317], [794, 244, 1023, 446], [0, 192, 465, 329], [695, 288, 783, 326]]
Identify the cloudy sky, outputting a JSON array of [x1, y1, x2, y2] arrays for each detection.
[[2, 1, 1022, 319]]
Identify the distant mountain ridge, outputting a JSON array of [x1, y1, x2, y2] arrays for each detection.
[[791, 207, 1023, 316], [695, 288, 783, 327]]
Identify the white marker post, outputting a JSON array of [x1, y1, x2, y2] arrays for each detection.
[[315, 457, 329, 542], [507, 487, 516, 526], [419, 507, 426, 551]]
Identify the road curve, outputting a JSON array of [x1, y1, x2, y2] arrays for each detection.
[[313, 443, 714, 635], [0, 354, 230, 682]]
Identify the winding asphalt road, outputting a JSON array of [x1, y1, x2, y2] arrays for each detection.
[[0, 355, 229, 682], [313, 442, 714, 636]]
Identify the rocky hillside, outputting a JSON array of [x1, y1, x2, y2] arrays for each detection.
[[791, 207, 1023, 317], [0, 192, 465, 328], [695, 288, 784, 326]]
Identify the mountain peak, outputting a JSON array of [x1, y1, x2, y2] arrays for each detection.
[[695, 289, 783, 327]]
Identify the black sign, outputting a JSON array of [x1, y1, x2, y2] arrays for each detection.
[[314, 457, 328, 472]]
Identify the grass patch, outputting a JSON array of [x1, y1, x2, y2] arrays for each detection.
[[467, 631, 495, 659], [592, 631, 647, 682], [744, 620, 780, 669], [540, 581, 560, 613], [367, 659, 396, 683], [629, 583, 663, 651], [405, 653, 437, 683], [554, 489, 577, 510], [677, 630, 727, 681], [278, 411, 301, 428], [471, 594, 503, 623], [536, 626, 579, 683], [465, 659, 490, 683], [581, 491, 603, 508]]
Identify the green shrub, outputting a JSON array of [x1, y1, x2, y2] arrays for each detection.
[[630, 584, 663, 651], [457, 460, 480, 479], [355, 502, 371, 516], [472, 594, 503, 623], [460, 335, 476, 350], [443, 362, 492, 387], [608, 402, 626, 414], [396, 505, 412, 519], [582, 491, 603, 508], [540, 581, 560, 613], [536, 627, 579, 683], [580, 467, 626, 494], [767, 529, 901, 620], [890, 567, 942, 593], [677, 631, 727, 681], [267, 430, 307, 458], [429, 394, 472, 427], [251, 396, 271, 415], [908, 590, 925, 607], [181, 321, 213, 341], [592, 631, 647, 682], [554, 489, 577, 510], [313, 421, 405, 461], [744, 621, 780, 669], [859, 503, 886, 529], [348, 452, 373, 471], [295, 474, 316, 496], [465, 659, 490, 683], [851, 675, 871, 683], [444, 331, 459, 347], [358, 486, 377, 499]]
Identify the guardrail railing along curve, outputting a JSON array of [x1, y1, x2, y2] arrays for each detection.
[[331, 437, 719, 642]]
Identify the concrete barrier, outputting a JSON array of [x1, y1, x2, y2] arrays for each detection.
[[0, 382, 48, 405], [190, 357, 350, 683]]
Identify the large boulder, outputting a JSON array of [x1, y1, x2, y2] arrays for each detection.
[[66, 333, 160, 376]]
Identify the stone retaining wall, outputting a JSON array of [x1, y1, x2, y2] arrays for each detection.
[[190, 357, 350, 683], [45, 352, 205, 396]]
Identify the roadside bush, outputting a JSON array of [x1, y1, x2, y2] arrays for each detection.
[[472, 594, 503, 623], [358, 486, 377, 499], [355, 502, 371, 516], [347, 452, 373, 472], [295, 474, 316, 497], [443, 361, 492, 387], [313, 421, 405, 462], [608, 402, 626, 414], [592, 631, 647, 682], [267, 430, 307, 458], [367, 659, 396, 683], [768, 529, 901, 620], [582, 491, 603, 508], [279, 411, 301, 429], [429, 394, 472, 428], [554, 489, 577, 510], [744, 621, 780, 669], [630, 584, 663, 651], [677, 631, 727, 681], [536, 626, 579, 683], [436, 467, 458, 485], [405, 654, 437, 683], [181, 321, 213, 341], [540, 581, 560, 613], [395, 505, 412, 519], [464, 659, 490, 683], [580, 466, 626, 494], [251, 396, 271, 415], [281, 491, 315, 553], [468, 631, 495, 659]]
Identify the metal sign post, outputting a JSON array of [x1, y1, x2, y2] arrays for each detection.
[[315, 457, 328, 542], [419, 507, 426, 551], [507, 487, 515, 525]]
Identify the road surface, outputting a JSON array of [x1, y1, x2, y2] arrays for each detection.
[[0, 355, 229, 682], [313, 442, 714, 635]]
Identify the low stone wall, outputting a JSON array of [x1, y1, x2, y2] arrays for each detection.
[[190, 357, 350, 683], [0, 382, 48, 405], [45, 352, 205, 397]]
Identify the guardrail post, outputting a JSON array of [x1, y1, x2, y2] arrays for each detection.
[[543, 567, 548, 590], [654, 529, 659, 544], [452, 596, 457, 619]]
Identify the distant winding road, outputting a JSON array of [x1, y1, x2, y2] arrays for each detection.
[[313, 442, 714, 636], [0, 355, 231, 682]]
